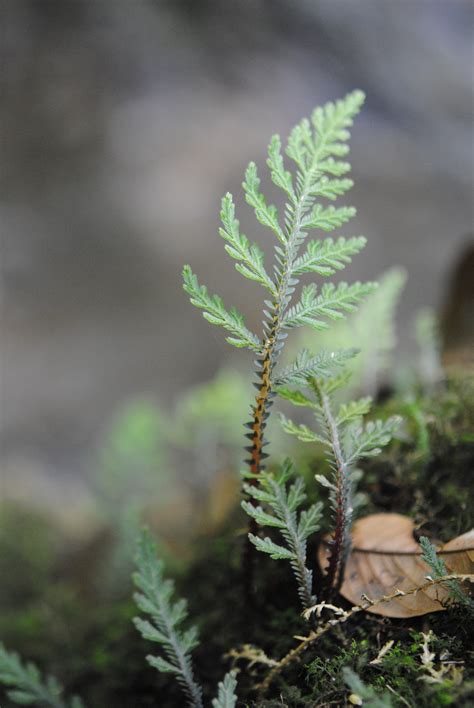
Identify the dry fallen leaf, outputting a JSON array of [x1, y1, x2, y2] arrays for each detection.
[[317, 513, 474, 617]]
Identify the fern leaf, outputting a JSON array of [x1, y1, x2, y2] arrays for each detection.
[[133, 530, 203, 708], [182, 265, 261, 351], [212, 671, 239, 708], [282, 282, 377, 330], [0, 644, 83, 708], [267, 134, 295, 203], [274, 348, 358, 387], [419, 537, 474, 611], [279, 413, 326, 444], [298, 503, 323, 541], [241, 501, 286, 528], [336, 397, 372, 425], [346, 416, 401, 464], [277, 387, 317, 408], [242, 463, 322, 608], [302, 204, 356, 231], [293, 236, 367, 276], [248, 534, 296, 560], [219, 193, 277, 293], [242, 164, 286, 243]]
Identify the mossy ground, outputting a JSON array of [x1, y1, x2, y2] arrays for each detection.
[[1, 378, 473, 707]]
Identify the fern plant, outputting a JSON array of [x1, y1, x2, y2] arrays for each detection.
[[132, 529, 238, 708], [183, 89, 374, 493], [279, 372, 400, 597]]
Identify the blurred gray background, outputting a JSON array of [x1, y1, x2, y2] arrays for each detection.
[[1, 0, 473, 516]]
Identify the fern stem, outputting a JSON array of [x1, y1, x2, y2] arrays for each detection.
[[312, 379, 351, 599], [245, 164, 317, 482]]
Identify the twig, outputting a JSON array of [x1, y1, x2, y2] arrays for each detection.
[[258, 573, 474, 696]]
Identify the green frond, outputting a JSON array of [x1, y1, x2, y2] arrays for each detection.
[[286, 90, 365, 175], [310, 176, 354, 200], [219, 193, 276, 294], [346, 416, 402, 465], [248, 534, 297, 560], [293, 236, 367, 276], [277, 388, 318, 408], [267, 134, 295, 203], [182, 265, 261, 351], [0, 644, 83, 708], [336, 397, 372, 425], [311, 90, 366, 160], [274, 348, 358, 387], [302, 204, 356, 231], [282, 281, 377, 330], [242, 164, 286, 243], [419, 537, 474, 611], [242, 463, 322, 608], [212, 670, 239, 708], [279, 413, 326, 444], [241, 500, 286, 529], [133, 530, 203, 708]]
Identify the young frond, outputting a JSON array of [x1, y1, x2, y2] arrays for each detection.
[[182, 265, 261, 351], [286, 90, 364, 175], [419, 537, 474, 611], [0, 643, 83, 708], [282, 281, 377, 330], [133, 530, 203, 708], [242, 462, 322, 609], [242, 163, 286, 243], [211, 671, 239, 708], [274, 348, 358, 387], [219, 193, 276, 294], [292, 236, 367, 277]]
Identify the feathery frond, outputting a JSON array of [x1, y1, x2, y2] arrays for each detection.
[[211, 670, 239, 708], [182, 265, 261, 351], [219, 193, 277, 293], [0, 644, 84, 708], [278, 369, 400, 597], [184, 91, 371, 490], [419, 537, 474, 612], [282, 282, 377, 331], [242, 460, 322, 609], [133, 530, 203, 708]]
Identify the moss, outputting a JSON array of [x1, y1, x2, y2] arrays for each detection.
[[1, 379, 473, 706]]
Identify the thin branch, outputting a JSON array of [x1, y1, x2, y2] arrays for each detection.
[[258, 573, 474, 696]]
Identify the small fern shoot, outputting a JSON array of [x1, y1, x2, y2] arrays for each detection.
[[133, 530, 239, 707], [279, 371, 400, 597], [0, 644, 84, 708], [420, 536, 474, 612], [242, 459, 322, 609], [133, 530, 204, 707], [183, 90, 374, 491]]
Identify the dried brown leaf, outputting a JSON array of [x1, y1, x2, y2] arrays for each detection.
[[317, 513, 474, 617]]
